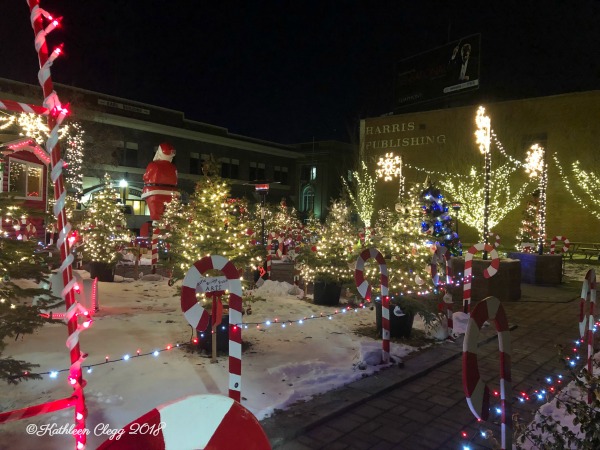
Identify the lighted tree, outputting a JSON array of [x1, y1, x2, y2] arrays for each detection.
[[373, 201, 433, 295], [554, 155, 600, 222], [160, 161, 260, 279], [80, 173, 129, 266], [300, 199, 356, 285], [64, 121, 85, 199], [0, 194, 59, 383], [439, 161, 531, 240], [515, 191, 539, 251], [342, 161, 376, 231], [419, 182, 462, 256]]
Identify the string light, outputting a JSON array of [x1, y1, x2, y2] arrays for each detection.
[[342, 161, 376, 230], [524, 144, 547, 254]]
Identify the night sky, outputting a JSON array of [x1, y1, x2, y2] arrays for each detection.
[[1, 1, 599, 144]]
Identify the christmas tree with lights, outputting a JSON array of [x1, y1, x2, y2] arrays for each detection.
[[300, 198, 356, 286], [516, 190, 540, 252], [419, 181, 461, 256], [80, 174, 129, 279], [373, 202, 432, 296], [0, 195, 59, 383], [160, 159, 260, 280]]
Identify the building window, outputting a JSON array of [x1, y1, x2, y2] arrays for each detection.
[[8, 159, 43, 199], [220, 157, 240, 179], [274, 166, 288, 184], [190, 152, 207, 175], [302, 185, 315, 213], [249, 162, 265, 180], [113, 141, 139, 167], [301, 165, 317, 181]]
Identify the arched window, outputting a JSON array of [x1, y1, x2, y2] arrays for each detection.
[[302, 185, 314, 213]]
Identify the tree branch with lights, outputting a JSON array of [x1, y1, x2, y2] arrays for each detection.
[[341, 160, 376, 234]]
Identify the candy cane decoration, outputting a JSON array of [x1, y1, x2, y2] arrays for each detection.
[[578, 269, 596, 403], [0, 98, 49, 115], [151, 221, 159, 273], [550, 235, 570, 254], [354, 248, 390, 363], [27, 3, 88, 448], [489, 230, 500, 248], [463, 243, 500, 313], [463, 296, 512, 450], [181, 256, 243, 402]]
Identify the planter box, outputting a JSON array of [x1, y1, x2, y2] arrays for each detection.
[[450, 257, 521, 302], [506, 252, 562, 285], [313, 282, 342, 306], [375, 302, 415, 338], [89, 261, 115, 282]]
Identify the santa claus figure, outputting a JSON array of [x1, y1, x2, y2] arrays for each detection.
[[142, 142, 178, 221]]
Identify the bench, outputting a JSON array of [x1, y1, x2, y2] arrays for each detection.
[[579, 248, 600, 260]]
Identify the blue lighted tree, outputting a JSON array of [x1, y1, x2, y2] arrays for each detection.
[[419, 181, 462, 256]]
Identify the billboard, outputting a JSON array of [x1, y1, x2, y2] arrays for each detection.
[[394, 34, 481, 109]]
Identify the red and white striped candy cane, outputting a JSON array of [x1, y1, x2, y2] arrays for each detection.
[[463, 243, 500, 313], [550, 235, 570, 254], [463, 296, 512, 450], [578, 269, 596, 403], [151, 222, 159, 273], [439, 291, 454, 335], [354, 248, 390, 363], [0, 98, 49, 115], [488, 230, 500, 248], [27, 2, 88, 448], [181, 255, 243, 402]]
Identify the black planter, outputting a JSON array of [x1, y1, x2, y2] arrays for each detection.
[[313, 281, 342, 306], [197, 314, 230, 353], [375, 302, 415, 338], [88, 261, 115, 282]]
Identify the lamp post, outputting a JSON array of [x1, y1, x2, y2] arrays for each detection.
[[119, 177, 128, 205], [475, 106, 491, 259], [376, 151, 405, 212], [524, 144, 547, 255], [246, 180, 279, 246]]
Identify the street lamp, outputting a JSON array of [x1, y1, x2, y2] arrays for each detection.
[[119, 176, 128, 205], [246, 180, 279, 246], [475, 106, 491, 258]]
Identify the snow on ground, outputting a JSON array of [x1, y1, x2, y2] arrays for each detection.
[[0, 272, 423, 450]]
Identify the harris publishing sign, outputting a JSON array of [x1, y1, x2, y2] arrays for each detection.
[[394, 34, 481, 110]]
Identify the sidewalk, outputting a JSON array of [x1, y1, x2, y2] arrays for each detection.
[[260, 280, 584, 449]]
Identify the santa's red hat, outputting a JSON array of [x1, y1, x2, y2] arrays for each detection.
[[153, 142, 176, 161], [158, 142, 175, 156]]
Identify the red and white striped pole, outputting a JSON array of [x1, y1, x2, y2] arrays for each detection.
[[0, 98, 49, 115], [27, 2, 87, 448], [151, 221, 159, 274], [463, 243, 500, 313]]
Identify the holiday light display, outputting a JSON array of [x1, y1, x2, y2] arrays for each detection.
[[419, 182, 461, 256], [524, 144, 547, 254], [342, 161, 376, 232], [80, 174, 129, 266], [462, 296, 512, 450], [159, 163, 260, 280], [554, 154, 600, 222], [515, 191, 539, 251], [299, 199, 355, 286], [440, 163, 531, 240], [475, 106, 492, 248], [23, 2, 88, 448], [376, 152, 405, 207]]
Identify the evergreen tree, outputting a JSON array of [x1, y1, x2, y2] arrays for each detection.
[[373, 200, 432, 295], [516, 190, 540, 252], [0, 194, 59, 383], [300, 199, 356, 285], [160, 160, 260, 279], [80, 173, 129, 266], [419, 181, 461, 256]]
